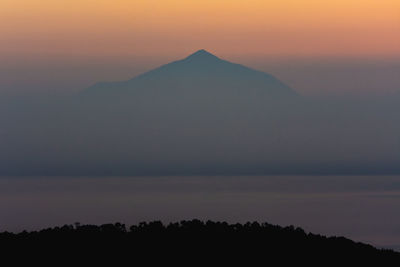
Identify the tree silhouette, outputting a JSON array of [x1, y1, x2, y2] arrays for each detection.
[[0, 220, 398, 265]]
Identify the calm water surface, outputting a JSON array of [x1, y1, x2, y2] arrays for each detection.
[[1, 175, 399, 251]]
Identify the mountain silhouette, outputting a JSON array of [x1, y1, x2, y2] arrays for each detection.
[[83, 49, 297, 100], [2, 50, 400, 176]]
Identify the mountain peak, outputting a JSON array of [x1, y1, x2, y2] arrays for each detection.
[[85, 49, 297, 98], [184, 49, 220, 61]]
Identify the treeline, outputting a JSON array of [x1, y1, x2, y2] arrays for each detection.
[[0, 220, 399, 265]]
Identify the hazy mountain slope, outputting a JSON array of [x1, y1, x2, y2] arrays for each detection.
[[1, 51, 399, 175], [82, 49, 297, 100]]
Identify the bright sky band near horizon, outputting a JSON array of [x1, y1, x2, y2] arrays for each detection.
[[1, 0, 400, 60]]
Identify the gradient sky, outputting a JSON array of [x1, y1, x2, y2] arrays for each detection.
[[1, 0, 399, 95]]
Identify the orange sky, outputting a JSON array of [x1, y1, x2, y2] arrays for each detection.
[[1, 0, 399, 60]]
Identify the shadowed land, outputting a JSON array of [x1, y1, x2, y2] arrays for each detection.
[[1, 220, 399, 264]]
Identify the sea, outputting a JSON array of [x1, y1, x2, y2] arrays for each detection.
[[1, 175, 399, 251]]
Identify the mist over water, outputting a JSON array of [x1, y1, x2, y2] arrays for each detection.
[[1, 92, 399, 175]]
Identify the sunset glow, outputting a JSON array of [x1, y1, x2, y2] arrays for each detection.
[[1, 0, 399, 59]]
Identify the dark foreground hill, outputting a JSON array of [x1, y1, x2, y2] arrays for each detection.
[[1, 220, 398, 265]]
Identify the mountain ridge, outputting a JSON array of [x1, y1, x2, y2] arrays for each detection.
[[83, 50, 297, 98]]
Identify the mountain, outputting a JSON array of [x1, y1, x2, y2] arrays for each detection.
[[82, 49, 297, 100], [6, 50, 400, 176]]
